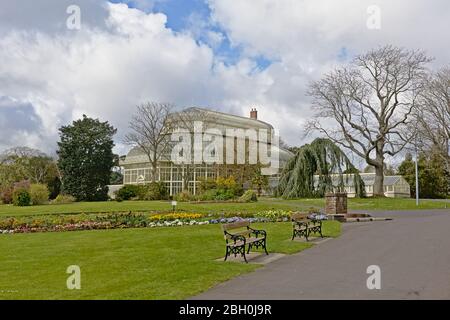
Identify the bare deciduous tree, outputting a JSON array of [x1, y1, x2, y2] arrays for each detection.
[[124, 102, 175, 182], [169, 107, 214, 191], [415, 67, 450, 177], [307, 45, 431, 196]]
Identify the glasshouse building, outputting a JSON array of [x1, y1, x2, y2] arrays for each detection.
[[314, 173, 411, 198], [118, 107, 293, 195]]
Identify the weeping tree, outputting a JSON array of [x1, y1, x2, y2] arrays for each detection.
[[277, 138, 365, 198]]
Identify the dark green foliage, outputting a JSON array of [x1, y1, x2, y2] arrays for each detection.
[[115, 185, 141, 200], [115, 182, 168, 201], [278, 138, 365, 198], [214, 189, 235, 201], [197, 189, 235, 201], [47, 176, 61, 200], [57, 115, 117, 201], [110, 171, 123, 185], [13, 189, 31, 206], [398, 152, 449, 199]]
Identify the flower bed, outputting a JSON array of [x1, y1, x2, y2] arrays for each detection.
[[0, 212, 209, 234], [208, 217, 268, 224], [149, 213, 204, 221], [254, 210, 291, 222], [0, 209, 324, 235]]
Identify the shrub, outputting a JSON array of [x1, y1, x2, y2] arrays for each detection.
[[214, 188, 235, 201], [239, 190, 258, 203], [116, 183, 168, 201], [30, 184, 49, 205], [47, 177, 61, 200], [142, 182, 168, 201], [115, 185, 141, 200], [12, 189, 31, 206], [196, 176, 244, 201], [198, 189, 218, 201], [0, 186, 13, 204], [198, 178, 217, 193], [216, 176, 243, 196], [174, 191, 193, 202], [53, 194, 76, 204]]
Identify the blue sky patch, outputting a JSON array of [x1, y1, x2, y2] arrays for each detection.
[[112, 0, 273, 70]]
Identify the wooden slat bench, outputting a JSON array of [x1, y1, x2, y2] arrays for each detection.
[[291, 212, 323, 241], [222, 220, 268, 263]]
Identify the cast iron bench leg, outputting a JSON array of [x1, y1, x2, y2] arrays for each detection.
[[242, 247, 248, 263], [224, 246, 229, 261]]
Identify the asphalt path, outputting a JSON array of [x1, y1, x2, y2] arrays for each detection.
[[194, 209, 450, 299]]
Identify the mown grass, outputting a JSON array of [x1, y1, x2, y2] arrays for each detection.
[[0, 221, 340, 300], [0, 197, 447, 218]]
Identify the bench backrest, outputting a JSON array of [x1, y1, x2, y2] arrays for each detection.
[[222, 220, 251, 239], [222, 220, 250, 231], [291, 212, 310, 222]]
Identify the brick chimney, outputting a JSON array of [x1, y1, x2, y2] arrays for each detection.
[[250, 108, 258, 120]]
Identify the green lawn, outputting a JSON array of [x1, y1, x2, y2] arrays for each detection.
[[0, 197, 447, 217], [0, 221, 340, 300]]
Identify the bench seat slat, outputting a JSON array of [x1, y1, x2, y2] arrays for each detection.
[[226, 237, 263, 247], [224, 230, 252, 239]]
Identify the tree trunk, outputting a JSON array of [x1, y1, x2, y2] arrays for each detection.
[[182, 164, 190, 192], [151, 161, 157, 183], [373, 148, 385, 197], [373, 164, 384, 196]]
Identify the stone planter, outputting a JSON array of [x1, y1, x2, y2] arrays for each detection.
[[325, 192, 348, 215]]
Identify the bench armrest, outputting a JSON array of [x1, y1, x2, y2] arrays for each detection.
[[293, 220, 308, 227], [309, 219, 322, 226], [247, 226, 266, 238], [224, 231, 247, 244]]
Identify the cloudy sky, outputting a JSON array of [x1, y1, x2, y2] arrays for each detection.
[[0, 0, 449, 165]]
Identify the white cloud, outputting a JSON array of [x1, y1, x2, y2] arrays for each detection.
[[206, 0, 450, 149], [0, 0, 449, 157], [0, 3, 217, 154]]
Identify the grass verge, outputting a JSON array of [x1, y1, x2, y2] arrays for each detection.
[[0, 197, 447, 218], [0, 221, 340, 299]]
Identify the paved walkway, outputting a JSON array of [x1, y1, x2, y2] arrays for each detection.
[[193, 209, 450, 299]]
